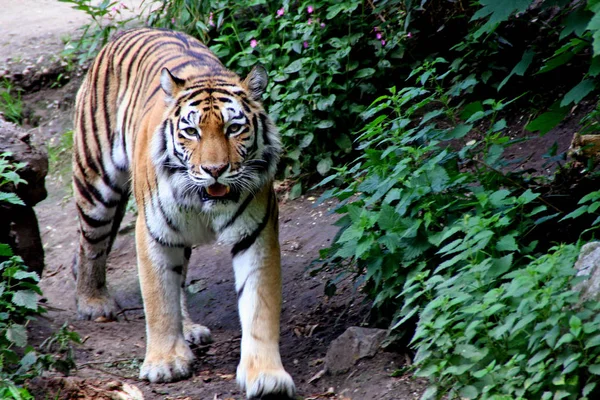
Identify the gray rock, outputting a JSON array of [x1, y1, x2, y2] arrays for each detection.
[[325, 327, 387, 375], [574, 242, 600, 303], [0, 116, 48, 275]]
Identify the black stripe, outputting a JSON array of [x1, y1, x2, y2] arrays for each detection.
[[249, 115, 259, 156], [156, 195, 180, 232], [184, 247, 192, 259], [221, 194, 254, 232], [237, 277, 247, 298], [73, 175, 96, 205], [74, 175, 119, 208], [172, 265, 183, 274], [259, 113, 271, 146], [76, 204, 112, 228], [82, 229, 112, 245], [231, 192, 273, 256], [141, 194, 185, 248]]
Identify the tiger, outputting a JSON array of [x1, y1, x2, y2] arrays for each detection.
[[71, 27, 296, 399]]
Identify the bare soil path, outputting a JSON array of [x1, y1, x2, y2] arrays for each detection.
[[2, 1, 426, 399]]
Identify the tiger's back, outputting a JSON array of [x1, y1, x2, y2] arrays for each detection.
[[72, 28, 295, 399]]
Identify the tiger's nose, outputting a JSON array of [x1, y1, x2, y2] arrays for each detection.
[[201, 163, 229, 178]]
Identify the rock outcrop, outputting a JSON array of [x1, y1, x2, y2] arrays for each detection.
[[0, 116, 48, 275]]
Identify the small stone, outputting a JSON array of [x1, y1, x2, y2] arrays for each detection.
[[574, 242, 600, 303], [324, 327, 387, 375]]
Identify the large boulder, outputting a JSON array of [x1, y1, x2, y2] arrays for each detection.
[[325, 327, 387, 375], [0, 116, 48, 275]]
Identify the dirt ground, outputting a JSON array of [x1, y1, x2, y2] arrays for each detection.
[[2, 2, 427, 399]]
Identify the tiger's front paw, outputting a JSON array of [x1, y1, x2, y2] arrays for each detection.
[[183, 322, 212, 345], [76, 291, 119, 321], [237, 362, 296, 400], [139, 337, 194, 383]]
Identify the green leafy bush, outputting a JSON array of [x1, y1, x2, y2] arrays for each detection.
[[0, 154, 81, 398], [59, 0, 138, 66], [0, 81, 23, 125], [317, 55, 600, 397]]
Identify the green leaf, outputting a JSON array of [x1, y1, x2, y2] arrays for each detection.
[[589, 364, 600, 375], [560, 79, 596, 107], [585, 334, 600, 348], [0, 243, 13, 257], [289, 183, 302, 200], [498, 50, 534, 91], [490, 253, 513, 277], [317, 158, 333, 176], [315, 120, 334, 129], [0, 192, 25, 206], [471, 0, 532, 37], [447, 124, 472, 139], [496, 236, 518, 252], [588, 10, 600, 56], [459, 385, 479, 399], [590, 56, 600, 77], [561, 8, 593, 40], [355, 68, 375, 79], [6, 324, 27, 347], [12, 290, 38, 310], [13, 271, 40, 282], [317, 94, 336, 111], [525, 106, 568, 136], [283, 59, 304, 74]]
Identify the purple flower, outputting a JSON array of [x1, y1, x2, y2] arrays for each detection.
[[307, 5, 314, 13], [374, 26, 380, 32], [277, 7, 285, 17], [308, 18, 312, 25], [250, 39, 258, 48], [407, 32, 413, 38], [376, 32, 382, 40], [320, 22, 325, 28], [381, 39, 386, 46], [209, 12, 215, 27], [303, 41, 309, 49], [171, 18, 176, 24]]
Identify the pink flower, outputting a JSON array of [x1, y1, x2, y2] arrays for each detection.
[[277, 8, 284, 17], [374, 26, 380, 32], [381, 39, 386, 46], [407, 32, 413, 38], [209, 12, 215, 27], [376, 32, 382, 40], [320, 22, 325, 28], [250, 39, 258, 48], [308, 18, 312, 25], [111, 6, 117, 12], [171, 18, 176, 24], [307, 5, 314, 13], [303, 41, 309, 48]]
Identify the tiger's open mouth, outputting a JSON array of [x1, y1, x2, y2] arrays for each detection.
[[201, 183, 235, 201]]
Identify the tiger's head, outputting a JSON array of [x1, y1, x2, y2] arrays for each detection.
[[154, 65, 281, 205]]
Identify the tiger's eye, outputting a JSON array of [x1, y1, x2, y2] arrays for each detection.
[[228, 124, 242, 135], [184, 127, 198, 137]]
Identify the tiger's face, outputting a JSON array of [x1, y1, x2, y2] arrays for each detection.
[[157, 66, 280, 204]]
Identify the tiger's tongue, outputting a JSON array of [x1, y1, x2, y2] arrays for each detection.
[[206, 183, 229, 197]]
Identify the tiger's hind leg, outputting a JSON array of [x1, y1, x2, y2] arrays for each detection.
[[72, 167, 130, 321], [180, 247, 212, 346]]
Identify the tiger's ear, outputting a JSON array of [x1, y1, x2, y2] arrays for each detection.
[[243, 65, 268, 101], [160, 68, 186, 99]]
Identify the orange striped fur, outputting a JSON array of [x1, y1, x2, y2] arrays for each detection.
[[72, 28, 294, 398]]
